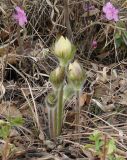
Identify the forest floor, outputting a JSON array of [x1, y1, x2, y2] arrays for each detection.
[[0, 0, 127, 160]]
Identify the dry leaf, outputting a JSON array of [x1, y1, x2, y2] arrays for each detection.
[[118, 92, 127, 106], [10, 129, 19, 137], [0, 47, 8, 57], [39, 131, 45, 141], [79, 92, 91, 107], [82, 8, 100, 17], [94, 84, 109, 98], [96, 51, 110, 60], [0, 102, 22, 117], [122, 1, 127, 7], [97, 67, 109, 82], [5, 53, 17, 64], [92, 99, 115, 112]]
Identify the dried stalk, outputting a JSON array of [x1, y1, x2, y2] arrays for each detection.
[[64, 0, 73, 41]]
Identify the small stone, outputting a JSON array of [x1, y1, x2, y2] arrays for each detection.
[[44, 140, 55, 150]]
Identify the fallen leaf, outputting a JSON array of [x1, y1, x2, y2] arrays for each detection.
[[0, 102, 22, 117], [82, 8, 100, 17], [79, 92, 91, 107], [0, 47, 8, 57], [92, 99, 115, 112], [97, 67, 109, 83], [5, 53, 17, 64], [39, 131, 45, 141], [96, 51, 110, 60]]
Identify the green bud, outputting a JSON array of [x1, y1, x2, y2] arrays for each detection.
[[49, 66, 65, 87], [45, 92, 57, 109], [54, 36, 75, 65], [68, 60, 85, 90]]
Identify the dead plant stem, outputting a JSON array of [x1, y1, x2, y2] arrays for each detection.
[[17, 25, 24, 54], [64, 0, 73, 41]]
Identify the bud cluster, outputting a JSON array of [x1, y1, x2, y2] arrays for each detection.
[[46, 36, 86, 138], [50, 36, 85, 89]]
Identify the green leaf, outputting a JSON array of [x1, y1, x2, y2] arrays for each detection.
[[115, 32, 121, 39], [107, 138, 116, 155], [115, 37, 123, 48], [116, 21, 126, 29], [84, 143, 95, 149], [89, 130, 101, 141], [108, 155, 115, 160], [9, 117, 24, 127], [122, 31, 127, 46], [0, 125, 11, 139], [95, 139, 103, 152]]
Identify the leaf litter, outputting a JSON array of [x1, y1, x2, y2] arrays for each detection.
[[0, 0, 127, 159]]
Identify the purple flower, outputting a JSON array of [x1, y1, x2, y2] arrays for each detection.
[[13, 6, 27, 27], [92, 40, 97, 49], [83, 3, 95, 12], [103, 2, 119, 21]]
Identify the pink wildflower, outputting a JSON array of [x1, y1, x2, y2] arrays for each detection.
[[103, 2, 119, 21], [13, 6, 27, 27], [92, 40, 97, 49]]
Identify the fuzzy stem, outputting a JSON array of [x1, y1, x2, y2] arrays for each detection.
[[48, 107, 56, 139], [75, 90, 80, 140], [17, 25, 24, 54], [57, 83, 64, 136]]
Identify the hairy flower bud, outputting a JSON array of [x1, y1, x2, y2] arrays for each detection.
[[54, 36, 75, 65], [45, 92, 57, 109], [68, 61, 84, 89], [49, 66, 65, 87]]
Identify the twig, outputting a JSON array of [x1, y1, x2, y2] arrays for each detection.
[[64, 0, 73, 41], [17, 25, 24, 54]]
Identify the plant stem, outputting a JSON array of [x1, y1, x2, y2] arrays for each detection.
[[17, 25, 24, 54], [57, 83, 64, 136], [48, 107, 56, 139], [75, 90, 80, 140]]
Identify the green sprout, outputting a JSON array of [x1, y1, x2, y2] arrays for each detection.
[[84, 130, 125, 160]]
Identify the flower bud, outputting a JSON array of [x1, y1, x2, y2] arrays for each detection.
[[68, 61, 84, 89], [45, 92, 57, 109], [92, 40, 97, 49], [54, 36, 75, 65], [49, 66, 65, 87]]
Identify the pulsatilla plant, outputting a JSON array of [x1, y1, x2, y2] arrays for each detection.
[[45, 36, 85, 138]]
